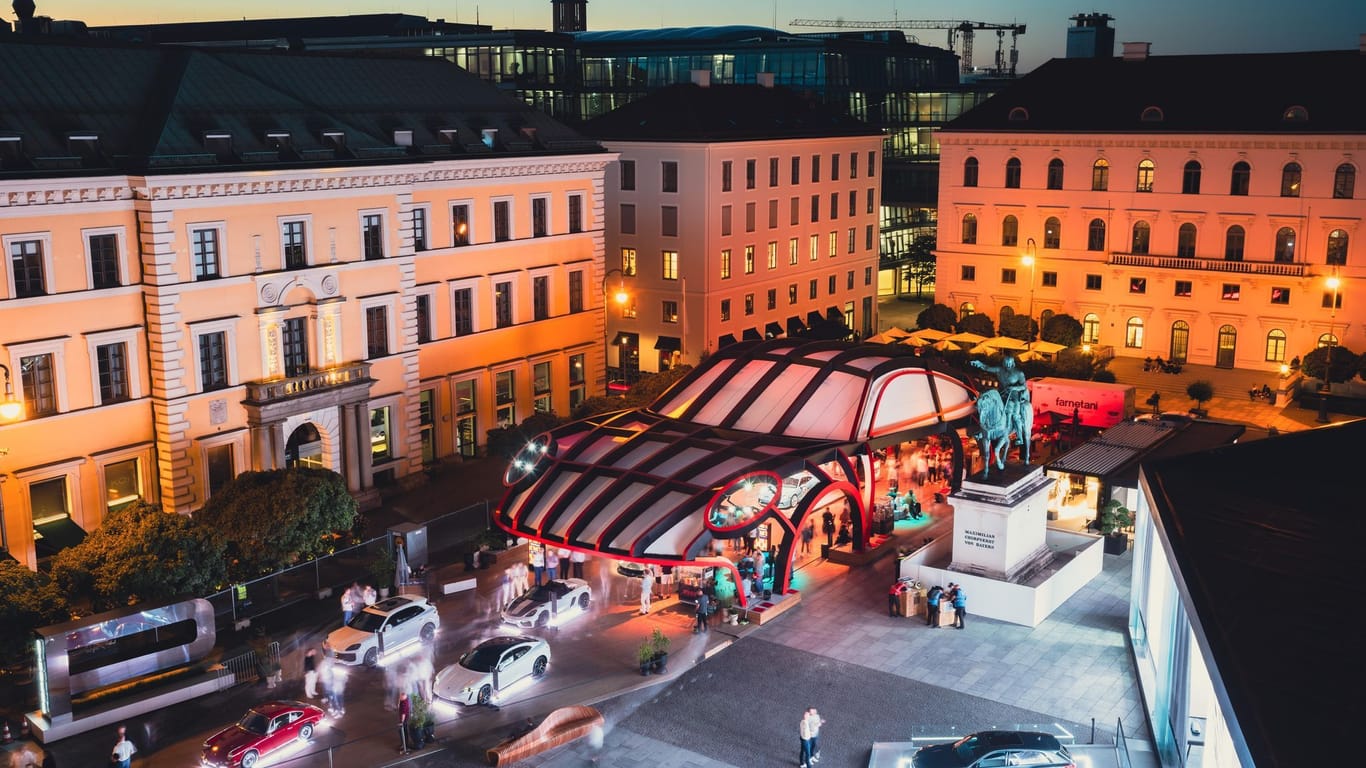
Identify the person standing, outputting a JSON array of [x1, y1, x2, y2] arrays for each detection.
[[331, 656, 348, 715], [951, 583, 967, 629], [397, 691, 411, 754], [926, 584, 943, 627], [570, 549, 587, 579], [498, 568, 515, 611], [805, 707, 826, 764], [801, 521, 814, 555], [319, 653, 337, 714], [341, 583, 358, 625], [530, 546, 546, 586], [821, 510, 836, 550], [888, 580, 906, 617], [303, 647, 319, 698], [363, 583, 377, 607], [111, 725, 137, 767], [546, 548, 563, 582], [640, 566, 655, 615], [694, 591, 710, 633], [798, 709, 814, 768]]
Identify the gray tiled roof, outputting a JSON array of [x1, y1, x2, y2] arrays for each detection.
[[0, 38, 602, 178]]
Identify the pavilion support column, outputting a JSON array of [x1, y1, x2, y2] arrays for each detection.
[[250, 423, 285, 471]]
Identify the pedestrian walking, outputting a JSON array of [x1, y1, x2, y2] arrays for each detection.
[[799, 709, 814, 768], [801, 521, 814, 555], [926, 584, 943, 627], [110, 725, 137, 768], [640, 566, 655, 614], [303, 647, 319, 698], [570, 549, 586, 579], [694, 591, 710, 633], [805, 707, 826, 764], [319, 654, 337, 714], [332, 660, 348, 715], [397, 691, 411, 754], [951, 583, 967, 629]]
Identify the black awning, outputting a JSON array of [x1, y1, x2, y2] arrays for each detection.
[[33, 517, 87, 559], [741, 327, 763, 341], [717, 333, 738, 348], [612, 331, 637, 346], [653, 335, 681, 351], [765, 322, 784, 338], [787, 316, 807, 334], [826, 306, 843, 322], [807, 310, 824, 326]]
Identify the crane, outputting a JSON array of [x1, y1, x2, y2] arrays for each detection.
[[790, 18, 1027, 76]]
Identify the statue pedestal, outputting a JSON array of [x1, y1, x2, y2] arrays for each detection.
[[949, 463, 1052, 582]]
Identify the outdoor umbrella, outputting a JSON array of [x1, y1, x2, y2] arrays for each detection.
[[983, 336, 1029, 351], [1029, 340, 1067, 354], [944, 331, 988, 346], [907, 328, 951, 343]]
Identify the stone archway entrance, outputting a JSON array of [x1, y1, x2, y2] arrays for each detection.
[[286, 422, 325, 469]]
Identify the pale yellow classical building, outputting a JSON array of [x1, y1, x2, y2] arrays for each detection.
[[934, 44, 1362, 372], [0, 40, 610, 568]]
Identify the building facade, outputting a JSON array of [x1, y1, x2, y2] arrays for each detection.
[[0, 41, 608, 569], [934, 46, 1364, 373], [583, 81, 883, 378]]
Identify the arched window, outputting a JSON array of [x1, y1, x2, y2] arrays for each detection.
[[961, 213, 978, 244], [1334, 163, 1356, 199], [1280, 162, 1302, 197], [1265, 330, 1287, 363], [1216, 325, 1238, 367], [963, 157, 979, 187], [1170, 321, 1190, 363], [1182, 160, 1202, 194], [1230, 161, 1251, 196], [1001, 215, 1019, 247], [1125, 317, 1144, 348], [1043, 217, 1061, 249], [1131, 221, 1151, 255], [999, 305, 1015, 328], [1136, 159, 1155, 192], [1282, 105, 1308, 122], [1092, 159, 1109, 191], [1326, 229, 1348, 265], [1008, 107, 1030, 122], [1274, 227, 1296, 262], [1224, 225, 1245, 261], [1087, 219, 1106, 251], [1040, 309, 1054, 330], [1082, 313, 1100, 344], [1047, 158, 1064, 190], [1005, 158, 1022, 189], [1318, 332, 1339, 348], [1141, 106, 1164, 122], [959, 302, 974, 321], [1177, 223, 1197, 258]]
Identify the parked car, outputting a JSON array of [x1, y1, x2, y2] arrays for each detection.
[[501, 578, 591, 628], [201, 700, 325, 768], [911, 730, 1075, 768], [324, 595, 438, 667], [433, 635, 551, 706]]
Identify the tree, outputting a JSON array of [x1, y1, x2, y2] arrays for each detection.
[[51, 501, 227, 611], [1041, 314, 1084, 347], [0, 560, 69, 664], [916, 303, 957, 332], [1186, 380, 1215, 412], [901, 235, 937, 298], [1303, 344, 1360, 384], [958, 312, 995, 338], [999, 314, 1036, 342], [572, 365, 696, 420], [195, 468, 358, 580]]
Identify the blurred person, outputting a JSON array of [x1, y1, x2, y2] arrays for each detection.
[[110, 725, 137, 768]]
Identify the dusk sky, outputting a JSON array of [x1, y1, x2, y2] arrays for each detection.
[[36, 0, 1366, 74]]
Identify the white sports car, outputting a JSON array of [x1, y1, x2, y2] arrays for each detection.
[[501, 578, 591, 628], [433, 635, 551, 706]]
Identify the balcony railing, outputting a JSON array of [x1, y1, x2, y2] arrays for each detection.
[[244, 361, 372, 404], [1110, 253, 1307, 277]]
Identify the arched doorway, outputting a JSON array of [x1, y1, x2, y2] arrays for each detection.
[[1216, 325, 1237, 368], [286, 422, 325, 469], [1169, 321, 1190, 364]]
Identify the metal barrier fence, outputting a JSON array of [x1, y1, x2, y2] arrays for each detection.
[[203, 501, 490, 630], [214, 641, 280, 686], [1115, 717, 1134, 768]]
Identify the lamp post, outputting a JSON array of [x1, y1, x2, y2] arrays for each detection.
[[0, 363, 22, 421], [1021, 237, 1037, 333], [1318, 273, 1341, 424], [602, 268, 630, 395]]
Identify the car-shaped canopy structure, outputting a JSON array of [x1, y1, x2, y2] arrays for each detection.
[[201, 700, 325, 768], [324, 595, 438, 666], [911, 730, 1075, 768], [433, 635, 551, 706], [501, 578, 591, 628]]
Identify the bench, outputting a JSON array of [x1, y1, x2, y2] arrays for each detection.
[[486, 705, 604, 766]]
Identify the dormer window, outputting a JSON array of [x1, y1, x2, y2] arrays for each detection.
[[0, 134, 22, 166], [265, 131, 291, 150], [203, 132, 233, 154], [67, 132, 100, 156], [438, 128, 459, 144], [393, 129, 413, 147], [1141, 106, 1164, 122], [1282, 105, 1309, 122], [322, 130, 346, 150], [481, 128, 498, 148], [1007, 107, 1029, 122]]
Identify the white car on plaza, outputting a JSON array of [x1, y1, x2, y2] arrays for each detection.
[[501, 578, 591, 628], [433, 635, 551, 706], [324, 595, 438, 667]]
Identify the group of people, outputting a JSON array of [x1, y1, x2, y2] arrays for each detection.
[[1143, 356, 1183, 374], [340, 581, 379, 625], [798, 706, 826, 768], [302, 646, 349, 715], [925, 583, 968, 629]]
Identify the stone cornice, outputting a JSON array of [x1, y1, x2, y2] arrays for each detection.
[[941, 133, 1366, 153], [1, 177, 134, 209]]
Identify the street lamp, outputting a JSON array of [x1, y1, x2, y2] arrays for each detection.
[[1021, 237, 1037, 332], [0, 363, 22, 421], [1318, 272, 1341, 424], [602, 268, 631, 395]]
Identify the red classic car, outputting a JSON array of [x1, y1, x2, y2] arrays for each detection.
[[201, 700, 325, 768]]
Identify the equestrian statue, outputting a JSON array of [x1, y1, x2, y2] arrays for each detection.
[[970, 354, 1033, 477]]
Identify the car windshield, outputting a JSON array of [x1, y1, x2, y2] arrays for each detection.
[[522, 585, 558, 604], [460, 644, 507, 672], [237, 712, 269, 735], [349, 611, 386, 632]]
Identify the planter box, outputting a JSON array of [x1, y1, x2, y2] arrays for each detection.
[[1103, 532, 1128, 555]]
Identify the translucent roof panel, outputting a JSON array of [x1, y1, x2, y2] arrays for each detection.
[[572, 432, 631, 465], [608, 490, 693, 551], [691, 359, 774, 425], [644, 514, 704, 557], [654, 363, 728, 419], [579, 480, 655, 546], [689, 455, 757, 488], [652, 445, 714, 478], [523, 470, 583, 532], [608, 436, 672, 470], [785, 371, 864, 439], [732, 365, 818, 433], [544, 475, 614, 539]]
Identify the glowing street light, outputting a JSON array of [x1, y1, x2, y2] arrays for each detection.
[[1021, 237, 1038, 333], [1318, 272, 1342, 424], [602, 268, 632, 395], [0, 364, 22, 421]]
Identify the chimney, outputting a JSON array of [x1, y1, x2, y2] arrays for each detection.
[[1122, 41, 1151, 61], [756, 72, 775, 88], [690, 69, 711, 87]]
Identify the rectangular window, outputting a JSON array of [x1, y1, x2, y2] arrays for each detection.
[[362, 213, 384, 259], [1130, 277, 1147, 294], [744, 245, 755, 274], [961, 265, 976, 281], [865, 225, 874, 251], [191, 229, 220, 280], [790, 197, 800, 226], [866, 188, 875, 214], [103, 457, 142, 510], [720, 299, 731, 322], [830, 192, 839, 220], [850, 152, 859, 179], [419, 389, 435, 464], [569, 271, 584, 313], [199, 331, 227, 391], [568, 194, 584, 233], [9, 239, 46, 298], [282, 220, 307, 268], [495, 281, 513, 327], [453, 287, 474, 335], [744, 293, 754, 315], [810, 234, 819, 262], [89, 233, 120, 289], [365, 305, 389, 358], [495, 371, 516, 426], [662, 161, 678, 193], [662, 206, 679, 237], [720, 249, 732, 279], [847, 227, 856, 254], [767, 242, 777, 270], [864, 266, 873, 286], [1270, 287, 1290, 305], [722, 160, 733, 192], [831, 153, 840, 181], [281, 317, 308, 377], [745, 202, 756, 233], [846, 271, 854, 290], [533, 361, 553, 413], [746, 159, 756, 189], [96, 342, 129, 404], [532, 197, 548, 237], [19, 353, 55, 416], [810, 195, 820, 223], [412, 208, 428, 251], [1221, 283, 1240, 301], [370, 405, 392, 462], [791, 156, 800, 185], [452, 204, 471, 246], [768, 199, 778, 229], [828, 231, 837, 258], [493, 200, 511, 242], [721, 205, 732, 237], [788, 284, 797, 304], [662, 300, 679, 323], [1174, 280, 1192, 297], [569, 352, 586, 409], [533, 276, 549, 320], [789, 238, 799, 265], [811, 154, 820, 183], [769, 157, 779, 187], [206, 444, 235, 497], [415, 294, 432, 343], [620, 203, 636, 234], [662, 251, 678, 280], [1085, 274, 1103, 291], [848, 191, 857, 218], [828, 275, 837, 295], [620, 160, 636, 190], [1323, 291, 1343, 309], [1002, 268, 1017, 285], [809, 279, 818, 300], [767, 289, 777, 310], [1042, 271, 1058, 287], [621, 247, 637, 276]]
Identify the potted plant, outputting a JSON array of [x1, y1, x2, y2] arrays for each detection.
[[408, 694, 430, 749], [1186, 380, 1214, 418], [637, 639, 655, 676], [370, 545, 395, 598], [649, 627, 670, 674], [1097, 499, 1135, 555]]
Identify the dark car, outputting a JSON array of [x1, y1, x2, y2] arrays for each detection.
[[911, 730, 1075, 768], [201, 700, 326, 768]]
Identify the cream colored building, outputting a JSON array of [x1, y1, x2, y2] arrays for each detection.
[[584, 79, 884, 377], [934, 44, 1362, 372], [0, 41, 609, 569]]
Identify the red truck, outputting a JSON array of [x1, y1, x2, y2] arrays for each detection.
[[1027, 377, 1136, 430]]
